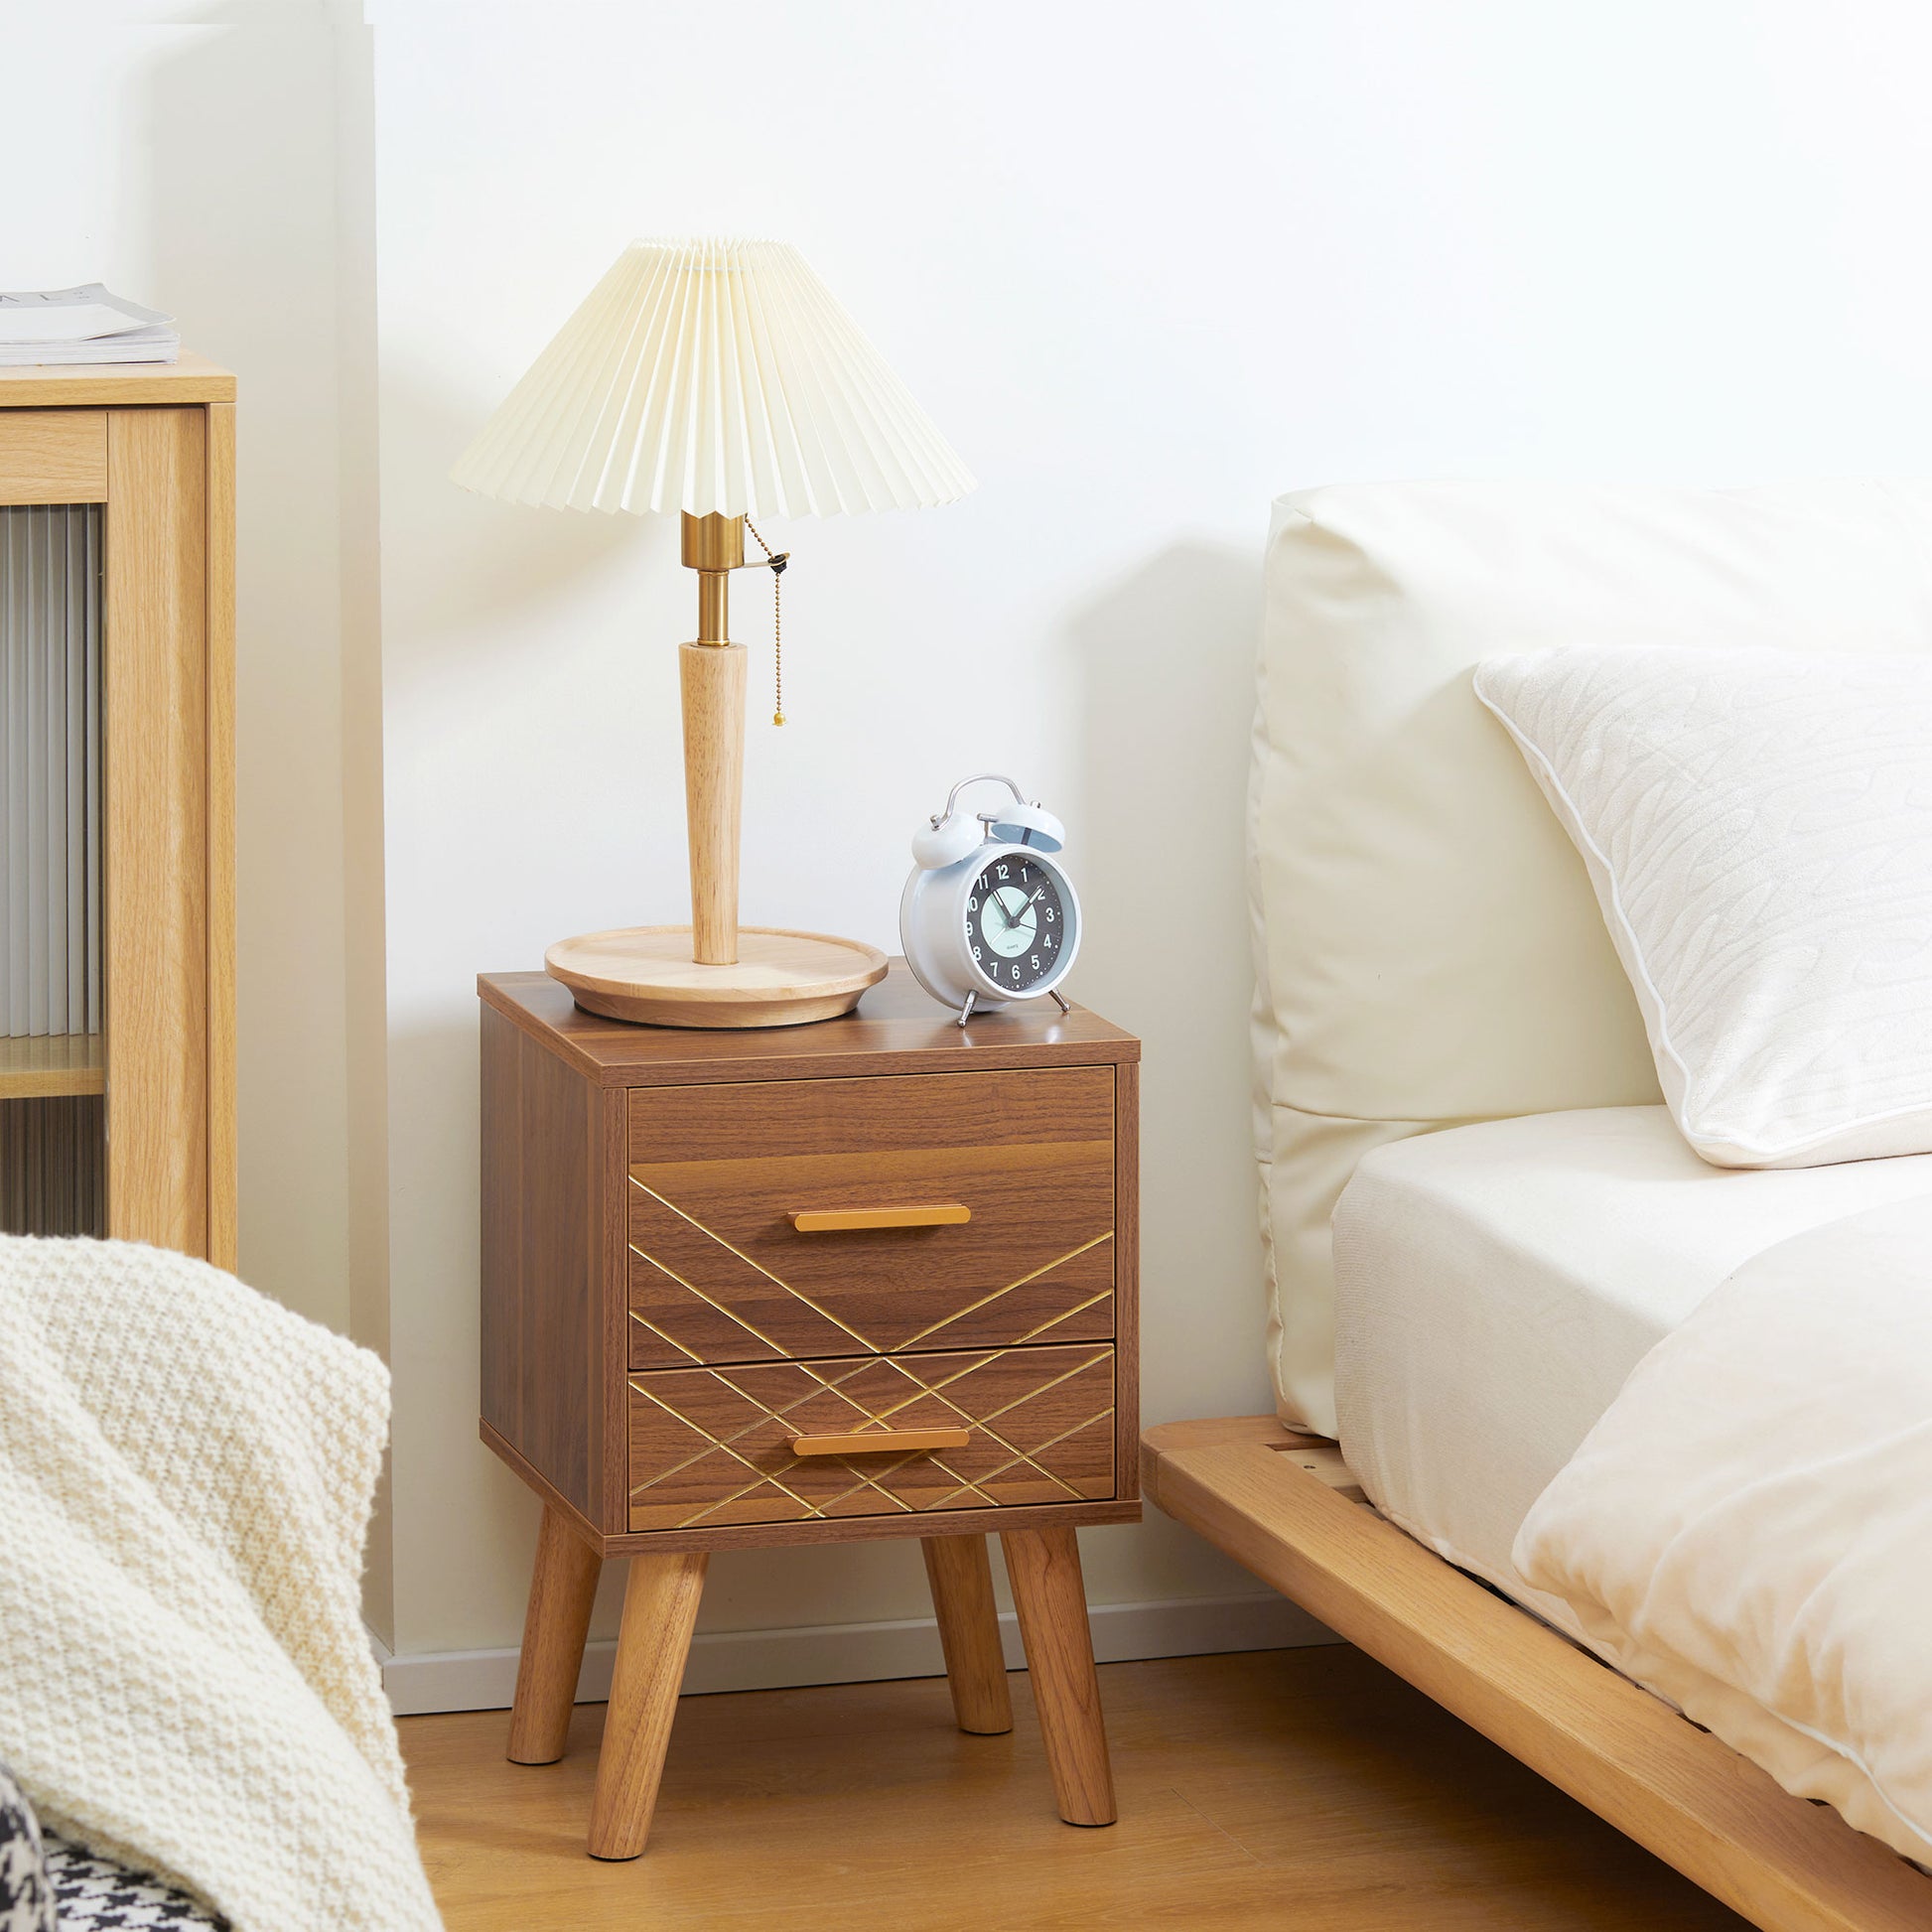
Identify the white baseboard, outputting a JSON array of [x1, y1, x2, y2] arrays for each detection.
[[381, 1591, 1335, 1718]]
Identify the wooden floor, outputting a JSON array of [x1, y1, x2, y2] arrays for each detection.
[[401, 1646, 1753, 1931]]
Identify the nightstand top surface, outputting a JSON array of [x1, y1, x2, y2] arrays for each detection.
[[479, 961, 1139, 1087]]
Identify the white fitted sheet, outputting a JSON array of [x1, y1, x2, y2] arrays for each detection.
[[1330, 1105, 1932, 1634]]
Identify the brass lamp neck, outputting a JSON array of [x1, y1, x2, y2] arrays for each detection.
[[681, 511, 745, 645]]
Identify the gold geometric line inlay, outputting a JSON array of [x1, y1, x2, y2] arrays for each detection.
[[1009, 1288, 1114, 1346], [915, 1454, 1003, 1511], [634, 1353, 910, 1522], [629, 1311, 705, 1363], [921, 1407, 1116, 1512], [866, 1350, 1114, 1500], [625, 1350, 1114, 1527], [627, 1378, 824, 1521], [626, 1356, 880, 1499], [627, 1243, 796, 1359], [701, 1362, 923, 1522], [911, 1359, 1112, 1501], [869, 1346, 1109, 1432], [893, 1231, 1114, 1352], [629, 1176, 880, 1354]]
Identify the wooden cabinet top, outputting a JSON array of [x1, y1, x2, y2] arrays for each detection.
[[479, 962, 1140, 1088], [0, 352, 235, 410]]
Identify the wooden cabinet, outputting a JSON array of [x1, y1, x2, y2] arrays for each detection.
[[479, 965, 1141, 1859], [0, 357, 235, 1262]]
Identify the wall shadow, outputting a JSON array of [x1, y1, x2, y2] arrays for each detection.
[[1066, 540, 1281, 1596]]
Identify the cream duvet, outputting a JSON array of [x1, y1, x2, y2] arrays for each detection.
[[1515, 1192, 1932, 1864]]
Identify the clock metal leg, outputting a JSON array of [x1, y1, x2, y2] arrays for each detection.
[[921, 1533, 1014, 1734], [956, 991, 977, 1028], [506, 1505, 604, 1765], [587, 1550, 708, 1860], [1001, 1524, 1117, 1827], [1049, 989, 1070, 1014]]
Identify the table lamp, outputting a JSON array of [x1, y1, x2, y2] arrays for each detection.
[[451, 237, 976, 1028]]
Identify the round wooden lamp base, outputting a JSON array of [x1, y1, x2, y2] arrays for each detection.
[[544, 925, 890, 1030]]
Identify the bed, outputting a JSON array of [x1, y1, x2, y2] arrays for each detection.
[[1146, 479, 1932, 1931]]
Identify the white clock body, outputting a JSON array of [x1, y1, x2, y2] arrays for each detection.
[[899, 838, 1081, 1015]]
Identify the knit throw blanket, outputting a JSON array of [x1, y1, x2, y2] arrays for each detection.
[[0, 1237, 441, 1931]]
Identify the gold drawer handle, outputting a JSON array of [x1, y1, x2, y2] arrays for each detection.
[[790, 1426, 971, 1457], [788, 1203, 971, 1232]]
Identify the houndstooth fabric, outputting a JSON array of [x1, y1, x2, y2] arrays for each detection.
[[44, 1840, 225, 1930], [0, 1762, 54, 1932]]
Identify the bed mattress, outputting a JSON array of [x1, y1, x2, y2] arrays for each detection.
[[1330, 1104, 1932, 1635]]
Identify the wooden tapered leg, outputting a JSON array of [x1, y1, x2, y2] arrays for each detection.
[[506, 1506, 604, 1765], [587, 1551, 708, 1861], [921, 1534, 1014, 1735], [1000, 1525, 1117, 1826]]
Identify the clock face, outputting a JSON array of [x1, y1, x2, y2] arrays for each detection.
[[965, 854, 1070, 994]]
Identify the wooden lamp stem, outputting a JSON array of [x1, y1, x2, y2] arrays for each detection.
[[544, 509, 889, 1027], [680, 512, 747, 966]]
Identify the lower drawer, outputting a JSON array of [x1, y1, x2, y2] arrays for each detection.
[[627, 1342, 1116, 1533]]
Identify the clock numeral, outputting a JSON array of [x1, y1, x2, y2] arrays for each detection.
[[1021, 865, 1031, 881], [971, 944, 982, 960], [1031, 954, 1040, 972], [1011, 964, 1022, 983], [1043, 907, 1055, 922], [996, 864, 1010, 880], [968, 896, 977, 911]]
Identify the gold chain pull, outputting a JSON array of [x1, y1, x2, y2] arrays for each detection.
[[743, 514, 788, 724]]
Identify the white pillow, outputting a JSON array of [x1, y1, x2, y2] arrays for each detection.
[[1474, 644, 1932, 1169]]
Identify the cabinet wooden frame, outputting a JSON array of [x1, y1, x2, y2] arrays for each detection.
[[0, 360, 236, 1262], [1142, 1416, 1932, 1932]]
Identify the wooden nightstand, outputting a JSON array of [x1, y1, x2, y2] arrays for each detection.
[[478, 964, 1141, 1860]]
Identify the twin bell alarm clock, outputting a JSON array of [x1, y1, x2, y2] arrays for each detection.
[[899, 773, 1081, 1025]]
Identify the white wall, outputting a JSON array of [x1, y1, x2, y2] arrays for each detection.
[[1, 0, 367, 1344], [368, 0, 1932, 1669], [18, 0, 1932, 1682]]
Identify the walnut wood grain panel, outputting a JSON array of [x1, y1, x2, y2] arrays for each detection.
[[1112, 1061, 1140, 1503], [627, 1343, 1116, 1533], [481, 1007, 618, 1530], [626, 1068, 1114, 1367], [480, 964, 1141, 1089], [102, 408, 208, 1254], [0, 410, 107, 503]]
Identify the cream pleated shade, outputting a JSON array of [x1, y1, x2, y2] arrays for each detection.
[[450, 238, 977, 519]]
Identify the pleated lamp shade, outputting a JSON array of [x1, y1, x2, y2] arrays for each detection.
[[450, 238, 977, 519]]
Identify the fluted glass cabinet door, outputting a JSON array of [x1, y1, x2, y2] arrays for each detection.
[[0, 496, 105, 1234], [0, 397, 233, 1260]]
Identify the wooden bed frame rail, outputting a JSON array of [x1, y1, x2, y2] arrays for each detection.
[[1142, 1416, 1930, 1932]]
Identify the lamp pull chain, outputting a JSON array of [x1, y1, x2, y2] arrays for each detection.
[[743, 514, 789, 725]]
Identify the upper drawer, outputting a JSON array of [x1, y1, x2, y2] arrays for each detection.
[[626, 1066, 1116, 1368]]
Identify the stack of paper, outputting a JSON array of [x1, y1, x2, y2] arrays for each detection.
[[0, 286, 179, 367]]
